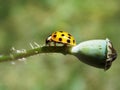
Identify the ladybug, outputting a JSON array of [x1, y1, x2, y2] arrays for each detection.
[[46, 31, 76, 46]]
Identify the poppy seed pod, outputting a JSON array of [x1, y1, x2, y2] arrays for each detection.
[[71, 39, 117, 70]]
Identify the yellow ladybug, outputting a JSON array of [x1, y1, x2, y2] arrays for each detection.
[[46, 31, 76, 46]]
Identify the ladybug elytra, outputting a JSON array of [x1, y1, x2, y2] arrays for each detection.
[[46, 31, 76, 46]]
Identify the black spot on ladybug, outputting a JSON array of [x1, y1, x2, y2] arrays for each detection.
[[68, 34, 71, 36], [67, 39, 70, 43], [73, 40, 75, 43], [53, 35, 57, 38], [61, 34, 65, 36], [68, 37, 71, 39], [59, 38, 62, 41], [59, 31, 63, 33]]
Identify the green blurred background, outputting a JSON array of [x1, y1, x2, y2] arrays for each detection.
[[0, 0, 119, 90]]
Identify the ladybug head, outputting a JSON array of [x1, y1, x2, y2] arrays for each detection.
[[45, 35, 52, 45]]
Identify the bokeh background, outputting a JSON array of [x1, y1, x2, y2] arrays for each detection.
[[0, 0, 119, 90]]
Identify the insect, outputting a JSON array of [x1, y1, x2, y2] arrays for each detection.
[[46, 31, 76, 46]]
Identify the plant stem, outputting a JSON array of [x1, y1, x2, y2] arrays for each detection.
[[0, 46, 72, 62]]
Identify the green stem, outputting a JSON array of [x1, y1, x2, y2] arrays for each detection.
[[0, 46, 72, 62]]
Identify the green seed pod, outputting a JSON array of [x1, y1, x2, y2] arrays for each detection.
[[71, 39, 117, 70]]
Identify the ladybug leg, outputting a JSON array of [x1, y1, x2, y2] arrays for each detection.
[[54, 42, 56, 46], [63, 44, 67, 47]]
